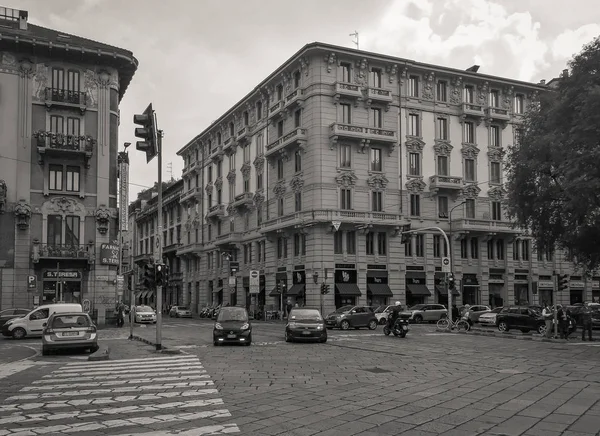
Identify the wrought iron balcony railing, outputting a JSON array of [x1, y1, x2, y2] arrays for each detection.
[[32, 243, 93, 263], [34, 131, 95, 168], [44, 88, 87, 107]]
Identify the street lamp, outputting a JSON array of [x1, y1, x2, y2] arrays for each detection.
[[448, 200, 467, 275], [312, 271, 319, 284]]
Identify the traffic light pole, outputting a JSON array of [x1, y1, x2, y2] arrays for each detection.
[[156, 130, 164, 351]]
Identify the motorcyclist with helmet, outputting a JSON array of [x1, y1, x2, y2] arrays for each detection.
[[387, 301, 403, 329]]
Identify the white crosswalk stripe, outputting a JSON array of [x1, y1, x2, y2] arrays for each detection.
[[0, 355, 239, 435]]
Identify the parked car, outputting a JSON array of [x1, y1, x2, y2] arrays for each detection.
[[325, 306, 378, 330], [213, 306, 251, 346], [2, 304, 83, 339], [399, 304, 447, 323], [134, 306, 157, 324], [285, 308, 327, 343], [42, 312, 98, 355], [169, 306, 192, 318], [496, 306, 547, 334], [0, 308, 30, 329], [463, 305, 491, 324], [478, 307, 503, 327]]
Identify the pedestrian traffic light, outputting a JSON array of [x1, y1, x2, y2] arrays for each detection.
[[558, 274, 569, 291], [155, 263, 165, 287], [448, 273, 455, 290], [320, 283, 330, 295], [400, 224, 412, 244], [134, 103, 158, 163], [143, 262, 155, 289]]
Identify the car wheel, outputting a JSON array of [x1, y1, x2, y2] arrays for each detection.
[[399, 331, 407, 338], [379, 318, 387, 325], [12, 327, 26, 340], [340, 320, 350, 330], [320, 337, 327, 343], [213, 340, 219, 346], [413, 315, 423, 324], [368, 320, 377, 330], [537, 324, 547, 335], [498, 321, 509, 332], [285, 331, 292, 342]]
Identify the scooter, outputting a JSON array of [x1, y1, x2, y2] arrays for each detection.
[[383, 317, 409, 338]]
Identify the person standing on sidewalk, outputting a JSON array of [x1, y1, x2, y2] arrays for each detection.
[[542, 304, 554, 338], [582, 305, 593, 341]]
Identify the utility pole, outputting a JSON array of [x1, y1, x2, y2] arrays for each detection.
[[155, 129, 164, 350], [350, 31, 359, 49]]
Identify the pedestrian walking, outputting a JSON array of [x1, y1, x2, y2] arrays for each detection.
[[542, 304, 554, 338], [582, 305, 593, 341], [116, 303, 124, 328]]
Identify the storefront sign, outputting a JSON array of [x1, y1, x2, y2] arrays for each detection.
[[406, 276, 426, 285], [119, 158, 129, 232], [367, 270, 388, 284], [27, 275, 37, 290], [570, 281, 585, 288], [293, 270, 305, 285], [462, 274, 479, 286], [100, 243, 119, 266], [43, 271, 81, 279], [593, 280, 600, 290], [335, 269, 357, 283], [538, 280, 554, 288]]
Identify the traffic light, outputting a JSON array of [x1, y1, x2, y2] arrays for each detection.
[[155, 263, 165, 287], [164, 263, 170, 286], [320, 283, 330, 295], [558, 274, 569, 291], [400, 224, 412, 244], [134, 103, 158, 163], [143, 262, 155, 289], [448, 273, 455, 290]]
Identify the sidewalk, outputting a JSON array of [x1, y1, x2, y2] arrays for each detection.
[[454, 325, 596, 343]]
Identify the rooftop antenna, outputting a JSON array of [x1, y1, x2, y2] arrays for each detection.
[[166, 162, 173, 181], [350, 31, 359, 50]]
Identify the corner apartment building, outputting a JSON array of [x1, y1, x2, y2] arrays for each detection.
[[175, 42, 599, 315], [0, 7, 137, 321], [128, 180, 184, 307]]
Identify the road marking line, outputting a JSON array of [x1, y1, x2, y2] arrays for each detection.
[[63, 357, 200, 369], [47, 365, 205, 378], [59, 361, 202, 373], [39, 369, 207, 382], [116, 423, 240, 435], [64, 355, 198, 367], [22, 375, 211, 391], [0, 363, 36, 381]]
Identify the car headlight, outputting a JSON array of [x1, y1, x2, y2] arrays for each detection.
[[214, 323, 223, 330], [316, 325, 323, 330], [339, 314, 345, 319], [288, 322, 297, 328], [465, 312, 470, 317], [241, 323, 250, 331]]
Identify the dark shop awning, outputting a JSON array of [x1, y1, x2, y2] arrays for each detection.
[[435, 285, 460, 296], [367, 283, 393, 297], [406, 284, 431, 296], [287, 284, 305, 296], [335, 283, 362, 296]]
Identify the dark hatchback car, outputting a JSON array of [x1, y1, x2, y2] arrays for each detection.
[[0, 308, 30, 328], [325, 305, 378, 330], [213, 307, 252, 346], [285, 308, 327, 343], [496, 306, 547, 335]]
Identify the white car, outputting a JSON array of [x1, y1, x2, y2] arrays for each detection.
[[373, 305, 402, 325], [134, 306, 157, 324], [169, 306, 192, 318], [478, 307, 503, 326]]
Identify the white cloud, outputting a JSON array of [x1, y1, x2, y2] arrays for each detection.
[[552, 23, 600, 60]]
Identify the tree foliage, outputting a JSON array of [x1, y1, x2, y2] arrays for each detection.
[[505, 35, 600, 271]]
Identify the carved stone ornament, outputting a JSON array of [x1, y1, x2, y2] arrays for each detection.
[[47, 196, 84, 214], [0, 179, 6, 214], [205, 182, 213, 195], [422, 72, 435, 100], [367, 174, 389, 190], [32, 63, 49, 101], [405, 178, 426, 193], [433, 140, 453, 156], [97, 70, 111, 87], [405, 137, 425, 153], [214, 176, 223, 191], [14, 199, 32, 230], [253, 190, 265, 206], [354, 58, 368, 85], [273, 180, 287, 198], [487, 147, 505, 162], [336, 170, 358, 188], [488, 186, 505, 201], [450, 76, 463, 104], [386, 64, 398, 83], [299, 56, 310, 76], [324, 53, 336, 73], [502, 86, 514, 110], [19, 59, 34, 78], [290, 175, 304, 193], [253, 155, 265, 175], [461, 144, 480, 159], [240, 162, 251, 180], [95, 206, 111, 235], [226, 169, 236, 184], [185, 217, 193, 231], [226, 203, 237, 217], [477, 81, 489, 106], [462, 184, 481, 199]]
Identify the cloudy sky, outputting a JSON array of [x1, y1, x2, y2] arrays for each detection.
[[6, 0, 600, 199]]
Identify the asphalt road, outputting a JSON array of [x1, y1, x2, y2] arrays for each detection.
[[2, 318, 600, 435]]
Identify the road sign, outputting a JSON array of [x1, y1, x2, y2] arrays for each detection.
[[117, 274, 125, 294], [82, 299, 91, 313], [27, 275, 37, 290], [441, 257, 451, 273], [250, 270, 260, 295], [332, 221, 341, 231], [154, 237, 161, 263], [229, 261, 239, 273], [229, 276, 236, 287]]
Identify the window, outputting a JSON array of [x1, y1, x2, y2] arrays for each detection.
[[208, 224, 212, 240], [277, 120, 284, 137], [243, 111, 249, 126], [208, 139, 213, 154], [415, 234, 424, 257], [433, 235, 448, 258], [340, 103, 352, 124], [64, 215, 80, 246], [277, 237, 285, 258], [408, 76, 419, 97], [49, 165, 63, 191], [295, 192, 302, 212], [276, 84, 283, 101], [217, 189, 222, 204], [409, 152, 421, 176], [340, 144, 351, 168], [464, 158, 475, 182], [470, 237, 479, 259], [465, 199, 475, 219], [294, 109, 301, 128], [513, 241, 520, 261], [47, 215, 62, 245], [293, 71, 301, 89], [207, 166, 213, 182], [490, 126, 500, 147], [490, 162, 501, 184], [408, 113, 420, 136], [514, 94, 524, 114], [256, 172, 263, 190], [437, 117, 448, 140], [370, 108, 382, 128], [489, 90, 499, 107], [217, 132, 221, 145], [229, 181, 235, 201], [377, 233, 387, 255], [437, 155, 448, 176], [346, 231, 356, 254], [366, 233, 374, 255], [437, 81, 447, 101], [371, 191, 383, 212], [496, 240, 505, 260], [52, 68, 64, 90], [256, 101, 263, 120], [491, 201, 502, 220], [256, 134, 263, 155], [340, 189, 352, 210], [334, 232, 343, 254], [65, 166, 80, 192], [243, 178, 250, 193], [464, 85, 474, 103], [257, 207, 262, 226], [244, 212, 250, 230], [370, 68, 382, 88], [294, 233, 301, 256], [487, 239, 494, 259], [66, 117, 80, 136], [405, 237, 412, 257], [438, 196, 448, 218], [50, 115, 64, 134], [277, 198, 284, 216], [229, 153, 236, 170], [340, 62, 352, 83], [410, 194, 420, 216], [243, 144, 250, 162], [229, 122, 234, 137], [217, 162, 222, 177], [461, 239, 468, 259], [370, 148, 382, 171], [294, 150, 302, 172], [463, 121, 475, 143], [522, 240, 530, 261]]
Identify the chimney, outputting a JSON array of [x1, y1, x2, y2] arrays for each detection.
[[562, 69, 569, 78], [466, 65, 480, 73], [539, 79, 546, 85], [18, 9, 27, 30]]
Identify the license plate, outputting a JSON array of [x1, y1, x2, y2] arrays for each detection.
[[62, 332, 78, 337], [302, 331, 312, 335], [227, 334, 236, 339]]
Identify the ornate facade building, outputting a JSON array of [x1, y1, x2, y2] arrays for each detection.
[[0, 8, 137, 322], [176, 42, 599, 315]]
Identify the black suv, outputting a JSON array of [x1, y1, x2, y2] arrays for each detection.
[[496, 306, 546, 335]]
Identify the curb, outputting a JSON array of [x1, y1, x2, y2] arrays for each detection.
[[88, 346, 110, 361], [130, 335, 182, 354], [452, 328, 581, 343]]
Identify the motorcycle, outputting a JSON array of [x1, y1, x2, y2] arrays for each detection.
[[383, 316, 409, 338]]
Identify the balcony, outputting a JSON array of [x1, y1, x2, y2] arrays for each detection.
[[237, 127, 249, 145], [44, 88, 87, 113], [334, 82, 362, 105], [461, 102, 485, 123], [171, 272, 183, 282], [210, 145, 224, 162], [180, 187, 202, 204], [182, 160, 198, 177], [269, 100, 285, 120], [232, 192, 254, 209], [215, 232, 241, 247], [485, 107, 511, 122], [266, 128, 307, 158], [260, 209, 403, 233], [452, 218, 522, 236], [176, 242, 201, 256], [34, 131, 95, 168], [329, 123, 397, 154], [365, 87, 393, 110], [206, 204, 225, 220], [223, 136, 237, 153], [429, 175, 464, 194], [133, 253, 153, 264], [284, 89, 304, 109], [32, 243, 93, 264]]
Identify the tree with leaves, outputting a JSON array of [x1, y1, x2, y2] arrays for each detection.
[[505, 35, 600, 271]]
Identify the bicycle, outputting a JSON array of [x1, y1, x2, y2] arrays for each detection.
[[437, 317, 470, 331]]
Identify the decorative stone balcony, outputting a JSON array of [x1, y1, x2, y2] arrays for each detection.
[[329, 123, 397, 155], [210, 145, 224, 162], [180, 187, 202, 204], [284, 89, 304, 109], [215, 231, 241, 247], [485, 107, 511, 123], [266, 128, 307, 158], [44, 88, 87, 113], [176, 242, 201, 256], [452, 218, 522, 236], [461, 103, 485, 123], [236, 127, 249, 145], [365, 87, 393, 111], [232, 192, 254, 209], [33, 131, 95, 168], [133, 253, 153, 264], [206, 204, 225, 220], [223, 136, 236, 153], [182, 160, 198, 177], [269, 100, 285, 120], [429, 175, 464, 194], [334, 82, 362, 105], [163, 241, 181, 254], [32, 243, 93, 264]]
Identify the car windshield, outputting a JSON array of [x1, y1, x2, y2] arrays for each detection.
[[373, 306, 386, 313], [51, 315, 90, 328], [409, 304, 427, 310], [137, 306, 153, 312], [217, 308, 248, 322], [334, 305, 354, 313], [491, 307, 503, 314], [290, 309, 322, 321]]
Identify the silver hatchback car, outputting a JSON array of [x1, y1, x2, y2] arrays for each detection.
[[42, 312, 98, 355]]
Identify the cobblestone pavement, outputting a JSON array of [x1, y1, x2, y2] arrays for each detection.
[[2, 318, 600, 435]]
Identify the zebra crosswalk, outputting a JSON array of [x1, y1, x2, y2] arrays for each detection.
[[0, 355, 240, 435]]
